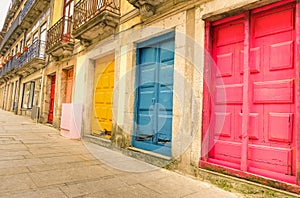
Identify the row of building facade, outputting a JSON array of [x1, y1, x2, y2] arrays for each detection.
[[0, 0, 299, 194]]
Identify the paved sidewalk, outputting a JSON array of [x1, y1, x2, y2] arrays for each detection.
[[0, 110, 241, 198]]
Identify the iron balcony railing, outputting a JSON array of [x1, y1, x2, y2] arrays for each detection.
[[0, 13, 21, 50], [0, 55, 17, 76], [0, 40, 46, 76], [46, 16, 73, 51], [0, 0, 36, 51], [6, 55, 16, 73], [73, 0, 119, 30]]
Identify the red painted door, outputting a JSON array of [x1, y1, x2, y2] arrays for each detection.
[[247, 4, 295, 182], [209, 17, 245, 169], [48, 75, 56, 123], [206, 2, 296, 183]]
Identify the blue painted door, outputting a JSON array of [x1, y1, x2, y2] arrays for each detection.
[[134, 33, 174, 156]]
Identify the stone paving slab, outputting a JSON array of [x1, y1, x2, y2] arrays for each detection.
[[24, 152, 72, 159], [0, 187, 67, 198], [0, 110, 241, 198], [0, 167, 30, 176], [29, 165, 115, 187], [84, 184, 161, 198], [0, 150, 31, 157], [60, 177, 127, 197], [0, 174, 37, 194], [27, 160, 101, 173], [0, 158, 44, 169]]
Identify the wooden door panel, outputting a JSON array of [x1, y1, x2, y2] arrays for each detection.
[[253, 6, 294, 38], [249, 4, 295, 178], [134, 34, 174, 156], [248, 145, 292, 175], [237, 112, 261, 140], [93, 61, 114, 135], [216, 52, 233, 77], [215, 84, 243, 104], [207, 2, 296, 182], [216, 23, 244, 46], [212, 140, 242, 164], [209, 19, 245, 166], [48, 75, 56, 123], [249, 47, 262, 73], [65, 69, 73, 103], [253, 80, 294, 104], [268, 112, 293, 143], [269, 40, 294, 71], [214, 112, 232, 138]]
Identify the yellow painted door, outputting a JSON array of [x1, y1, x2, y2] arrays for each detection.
[[93, 60, 114, 138]]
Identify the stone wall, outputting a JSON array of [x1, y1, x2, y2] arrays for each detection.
[[76, 0, 288, 174]]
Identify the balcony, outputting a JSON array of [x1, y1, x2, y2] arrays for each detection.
[[0, 40, 46, 78], [73, 0, 120, 45], [2, 0, 22, 32], [0, 0, 50, 55], [0, 56, 18, 77], [46, 16, 74, 59], [127, 0, 167, 17], [1, 13, 21, 55]]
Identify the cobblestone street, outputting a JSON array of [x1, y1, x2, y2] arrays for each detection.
[[0, 110, 240, 198]]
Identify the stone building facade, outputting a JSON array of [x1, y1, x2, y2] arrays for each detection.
[[0, 0, 299, 194]]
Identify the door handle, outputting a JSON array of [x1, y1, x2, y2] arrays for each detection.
[[152, 98, 155, 104]]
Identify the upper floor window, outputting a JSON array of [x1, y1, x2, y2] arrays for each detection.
[[20, 40, 23, 52], [40, 23, 47, 42], [40, 23, 47, 58], [33, 31, 38, 44], [63, 0, 74, 36], [64, 0, 74, 18], [26, 38, 31, 47]]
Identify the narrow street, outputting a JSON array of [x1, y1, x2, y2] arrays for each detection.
[[0, 110, 240, 198]]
